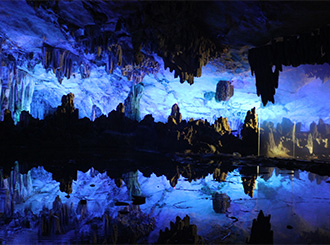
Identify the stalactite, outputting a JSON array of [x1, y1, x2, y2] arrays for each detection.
[[106, 44, 122, 74], [249, 25, 330, 105], [0, 63, 35, 123], [120, 55, 159, 84], [42, 43, 88, 83]]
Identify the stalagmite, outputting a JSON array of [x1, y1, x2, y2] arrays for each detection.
[[248, 210, 273, 244], [124, 84, 144, 121], [157, 215, 203, 244]]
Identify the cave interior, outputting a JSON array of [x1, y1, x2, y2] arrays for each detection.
[[0, 1, 330, 244]]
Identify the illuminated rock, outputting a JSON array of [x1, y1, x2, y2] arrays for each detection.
[[261, 121, 277, 155], [124, 84, 144, 121], [39, 196, 75, 236], [241, 107, 258, 155], [213, 168, 228, 182], [242, 176, 257, 198], [122, 171, 142, 198], [317, 119, 330, 137], [215, 80, 234, 102], [168, 103, 182, 125], [213, 116, 231, 135], [54, 93, 79, 125], [212, 192, 231, 213]]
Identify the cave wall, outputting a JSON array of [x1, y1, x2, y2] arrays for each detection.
[[0, 0, 329, 132]]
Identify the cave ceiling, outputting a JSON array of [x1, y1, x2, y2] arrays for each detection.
[[1, 1, 330, 107]]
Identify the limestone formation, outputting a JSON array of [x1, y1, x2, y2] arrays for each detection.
[[278, 118, 294, 137], [42, 43, 89, 82], [157, 215, 203, 244], [76, 199, 88, 220], [0, 162, 32, 216], [122, 171, 142, 198], [39, 196, 75, 236], [213, 117, 231, 135], [168, 103, 182, 125], [124, 83, 144, 121], [212, 192, 231, 213], [242, 176, 257, 198], [54, 93, 79, 124], [241, 107, 258, 155], [213, 168, 228, 182], [215, 80, 234, 102], [318, 119, 330, 137], [248, 210, 273, 244], [261, 121, 277, 156], [248, 25, 330, 105]]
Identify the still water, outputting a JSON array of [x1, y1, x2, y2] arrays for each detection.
[[1, 165, 330, 244]]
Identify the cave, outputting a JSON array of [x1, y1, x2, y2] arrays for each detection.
[[0, 1, 330, 244]]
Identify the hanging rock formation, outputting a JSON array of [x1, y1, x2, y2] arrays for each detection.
[[0, 49, 35, 123], [42, 43, 90, 82], [215, 80, 234, 102], [132, 1, 222, 85], [213, 168, 228, 182], [248, 25, 330, 105]]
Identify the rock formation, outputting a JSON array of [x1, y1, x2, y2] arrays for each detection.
[[0, 161, 32, 216], [260, 118, 330, 159], [213, 117, 231, 135], [168, 103, 182, 125], [213, 168, 228, 182], [241, 107, 258, 155], [122, 171, 142, 198], [157, 215, 203, 244], [215, 80, 234, 102], [39, 196, 75, 236], [212, 192, 231, 213], [247, 210, 273, 244], [242, 176, 257, 198], [248, 25, 330, 105], [124, 83, 144, 121]]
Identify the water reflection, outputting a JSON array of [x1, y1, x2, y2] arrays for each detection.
[[0, 165, 329, 244]]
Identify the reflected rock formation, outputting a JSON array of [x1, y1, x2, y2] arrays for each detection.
[[240, 166, 258, 198], [0, 1, 330, 244], [212, 192, 231, 213], [157, 215, 203, 244], [248, 210, 273, 244]]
